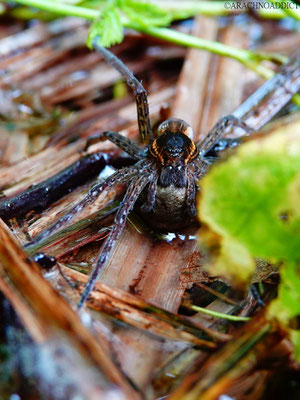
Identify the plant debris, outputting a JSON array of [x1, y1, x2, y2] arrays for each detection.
[[0, 7, 300, 400]]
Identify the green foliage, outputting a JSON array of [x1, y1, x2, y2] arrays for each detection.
[[87, 3, 123, 48], [11, 0, 299, 81], [86, 0, 174, 48], [198, 117, 300, 359], [120, 0, 172, 28], [199, 119, 300, 263]]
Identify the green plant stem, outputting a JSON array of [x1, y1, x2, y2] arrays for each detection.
[[126, 22, 273, 79], [6, 0, 99, 19], [131, 26, 299, 105], [8, 0, 300, 105], [7, 0, 274, 78], [8, 0, 300, 20], [259, 8, 300, 19], [151, 1, 233, 18], [191, 305, 251, 322], [267, 0, 300, 20], [139, 1, 300, 20]]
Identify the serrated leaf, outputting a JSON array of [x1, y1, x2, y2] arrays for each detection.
[[87, 6, 123, 49], [122, 0, 172, 27]]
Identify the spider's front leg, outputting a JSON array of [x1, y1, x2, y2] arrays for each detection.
[[197, 115, 253, 157], [84, 130, 145, 160], [92, 38, 153, 144], [78, 171, 153, 308]]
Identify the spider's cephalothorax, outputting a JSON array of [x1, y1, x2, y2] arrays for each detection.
[[26, 39, 253, 308], [151, 118, 195, 161], [150, 118, 198, 186]]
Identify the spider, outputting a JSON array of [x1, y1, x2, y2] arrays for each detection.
[[26, 37, 253, 309]]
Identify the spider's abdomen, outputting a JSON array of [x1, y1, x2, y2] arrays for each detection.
[[137, 182, 194, 231]]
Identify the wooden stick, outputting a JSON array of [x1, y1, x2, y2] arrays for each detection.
[[62, 266, 228, 345]]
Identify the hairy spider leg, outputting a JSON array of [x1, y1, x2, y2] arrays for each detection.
[[186, 169, 197, 217], [78, 172, 153, 308], [197, 115, 253, 157], [25, 161, 147, 249], [192, 158, 211, 177], [84, 131, 145, 159], [93, 37, 153, 144]]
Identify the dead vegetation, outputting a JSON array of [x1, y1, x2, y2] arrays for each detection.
[[0, 12, 299, 400]]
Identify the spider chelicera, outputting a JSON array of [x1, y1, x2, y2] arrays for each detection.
[[26, 37, 253, 308]]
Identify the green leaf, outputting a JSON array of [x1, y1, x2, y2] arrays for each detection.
[[198, 118, 300, 264], [121, 0, 172, 28], [269, 261, 300, 321], [198, 117, 300, 360], [268, 260, 300, 362], [86, 5, 123, 49], [198, 225, 256, 288], [290, 330, 300, 362]]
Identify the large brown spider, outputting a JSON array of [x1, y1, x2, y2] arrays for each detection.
[[26, 38, 253, 308]]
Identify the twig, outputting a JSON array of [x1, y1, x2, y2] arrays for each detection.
[[195, 282, 237, 305], [0, 150, 133, 221], [168, 314, 273, 400], [63, 266, 230, 344]]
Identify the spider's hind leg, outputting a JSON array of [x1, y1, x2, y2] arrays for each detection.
[[78, 172, 153, 308], [84, 131, 146, 160]]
